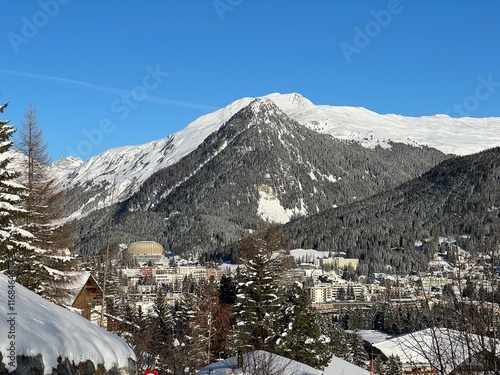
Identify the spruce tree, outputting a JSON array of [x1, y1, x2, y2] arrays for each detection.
[[233, 227, 288, 353], [346, 331, 369, 368], [275, 281, 332, 369], [150, 286, 178, 373], [385, 354, 402, 375], [330, 325, 348, 359], [0, 100, 37, 289]]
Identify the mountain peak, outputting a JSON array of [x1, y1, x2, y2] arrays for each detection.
[[265, 92, 315, 109], [249, 97, 283, 114]]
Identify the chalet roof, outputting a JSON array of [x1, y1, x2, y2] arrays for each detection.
[[196, 350, 321, 375], [373, 327, 500, 374], [53, 271, 101, 307], [323, 355, 370, 375]]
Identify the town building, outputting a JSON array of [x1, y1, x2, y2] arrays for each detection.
[[127, 241, 164, 264]]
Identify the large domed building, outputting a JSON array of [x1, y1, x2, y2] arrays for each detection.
[[127, 241, 164, 264]]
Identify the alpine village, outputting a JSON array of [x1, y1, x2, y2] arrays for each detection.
[[1, 93, 500, 375]]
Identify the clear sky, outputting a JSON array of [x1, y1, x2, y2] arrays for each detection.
[[1, 1, 499, 161]]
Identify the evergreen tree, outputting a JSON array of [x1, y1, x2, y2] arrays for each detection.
[[233, 227, 288, 352], [219, 274, 237, 305], [329, 325, 348, 359], [0, 100, 37, 289], [275, 282, 332, 369], [373, 355, 385, 375], [16, 102, 76, 296], [385, 354, 402, 375], [176, 291, 206, 374], [346, 331, 369, 368]]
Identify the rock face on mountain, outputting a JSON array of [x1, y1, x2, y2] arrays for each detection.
[[72, 99, 448, 255]]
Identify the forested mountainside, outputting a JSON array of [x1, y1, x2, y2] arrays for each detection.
[[282, 147, 500, 274], [59, 92, 486, 223], [71, 99, 448, 255]]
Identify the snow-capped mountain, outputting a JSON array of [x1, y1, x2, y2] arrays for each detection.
[[72, 98, 448, 254], [269, 93, 500, 156], [54, 92, 500, 222]]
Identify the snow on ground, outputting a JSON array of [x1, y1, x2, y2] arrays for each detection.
[[257, 186, 307, 224], [0, 272, 135, 373], [289, 248, 331, 261]]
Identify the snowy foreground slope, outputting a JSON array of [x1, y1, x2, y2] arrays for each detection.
[[54, 92, 500, 219], [0, 273, 136, 374]]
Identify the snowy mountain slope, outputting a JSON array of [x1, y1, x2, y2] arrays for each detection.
[[55, 92, 500, 220], [0, 272, 136, 374], [56, 96, 257, 220], [73, 99, 448, 254], [255, 93, 500, 156]]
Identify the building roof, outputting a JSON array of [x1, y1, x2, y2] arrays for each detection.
[[128, 241, 164, 255], [323, 355, 371, 375], [358, 329, 394, 345], [0, 273, 135, 373], [373, 327, 500, 374], [51, 270, 94, 307], [196, 350, 322, 375]]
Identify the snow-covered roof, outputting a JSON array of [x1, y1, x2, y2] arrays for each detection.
[[373, 327, 500, 374], [0, 272, 135, 373], [53, 270, 94, 306], [358, 330, 394, 345], [196, 350, 321, 375], [323, 355, 371, 375]]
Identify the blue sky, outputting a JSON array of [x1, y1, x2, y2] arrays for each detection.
[[1, 1, 499, 161]]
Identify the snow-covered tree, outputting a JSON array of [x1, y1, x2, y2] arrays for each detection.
[[275, 281, 332, 369], [329, 325, 348, 359], [346, 331, 369, 368], [385, 354, 402, 375], [0, 101, 37, 289], [15, 102, 77, 297], [233, 227, 288, 353]]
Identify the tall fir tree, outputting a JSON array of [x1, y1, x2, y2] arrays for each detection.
[[275, 281, 332, 369], [329, 325, 348, 359], [0, 100, 37, 289], [233, 227, 288, 353]]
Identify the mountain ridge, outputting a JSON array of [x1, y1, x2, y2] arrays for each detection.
[[55, 92, 500, 222]]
